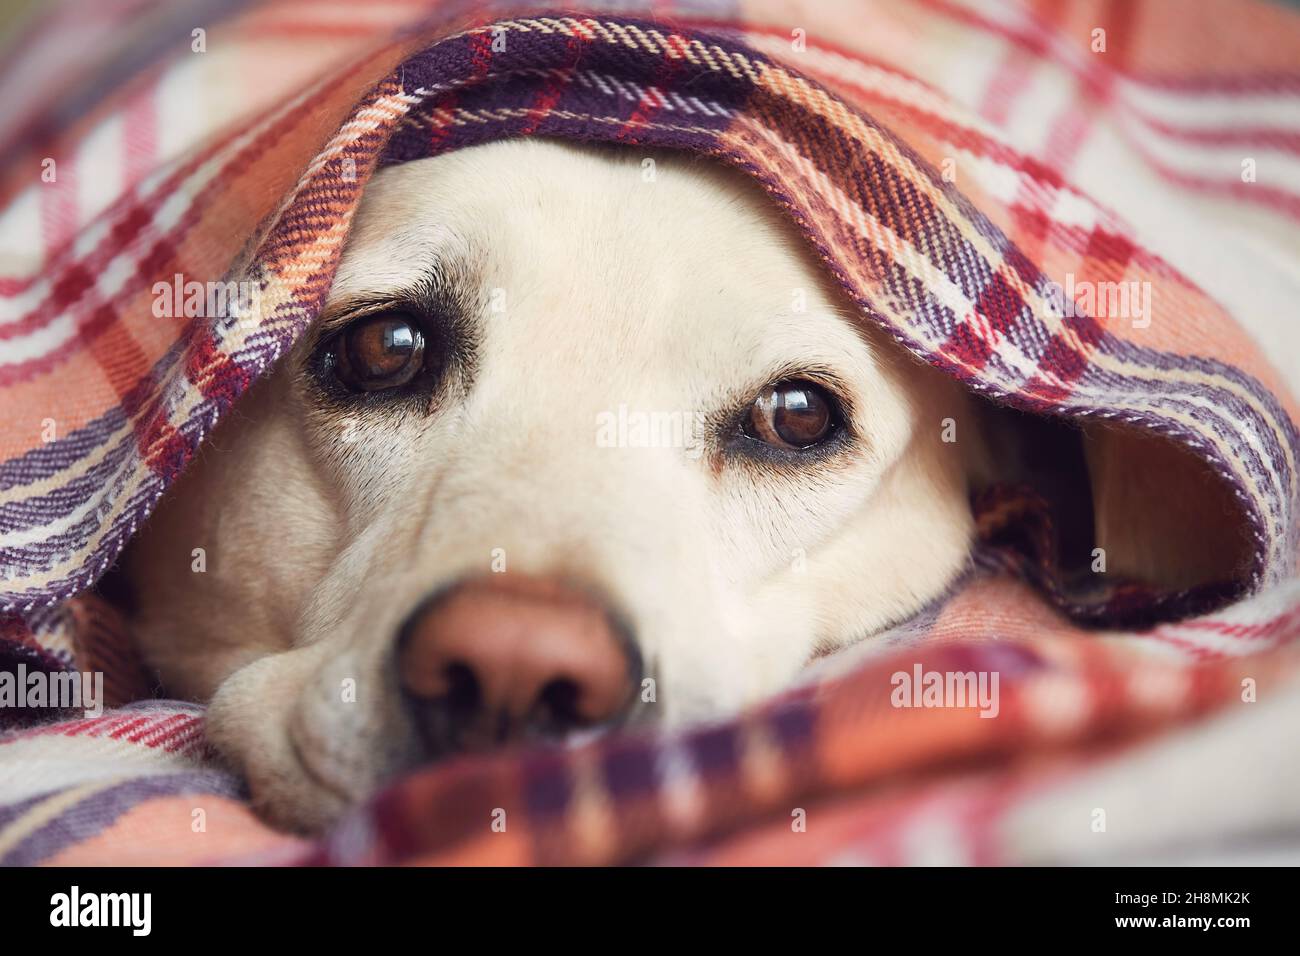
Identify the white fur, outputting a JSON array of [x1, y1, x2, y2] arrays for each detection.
[[126, 139, 979, 830]]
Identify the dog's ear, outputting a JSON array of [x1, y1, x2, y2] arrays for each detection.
[[1084, 425, 1255, 591]]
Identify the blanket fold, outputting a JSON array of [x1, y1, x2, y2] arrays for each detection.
[[1, 0, 1299, 865]]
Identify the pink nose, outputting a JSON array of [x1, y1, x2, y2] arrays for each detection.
[[398, 576, 638, 751]]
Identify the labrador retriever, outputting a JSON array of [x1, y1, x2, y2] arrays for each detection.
[[125, 137, 993, 830]]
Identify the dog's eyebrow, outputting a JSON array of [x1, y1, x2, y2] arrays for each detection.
[[715, 360, 859, 428], [312, 252, 482, 340], [313, 291, 417, 334], [316, 279, 442, 330]]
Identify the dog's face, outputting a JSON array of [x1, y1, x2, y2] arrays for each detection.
[[125, 139, 978, 830]]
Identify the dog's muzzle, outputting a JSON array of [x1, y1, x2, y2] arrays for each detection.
[[396, 575, 642, 755]]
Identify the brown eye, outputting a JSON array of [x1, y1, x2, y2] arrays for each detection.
[[332, 314, 424, 391], [745, 380, 839, 449]]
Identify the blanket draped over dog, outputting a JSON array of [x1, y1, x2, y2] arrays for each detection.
[[2, 0, 1299, 865]]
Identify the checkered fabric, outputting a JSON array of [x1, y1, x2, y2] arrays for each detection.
[[1, 0, 1298, 865]]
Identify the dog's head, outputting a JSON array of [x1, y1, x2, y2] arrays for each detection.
[[125, 139, 978, 830]]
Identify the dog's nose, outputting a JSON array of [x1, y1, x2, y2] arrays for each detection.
[[398, 576, 639, 752]]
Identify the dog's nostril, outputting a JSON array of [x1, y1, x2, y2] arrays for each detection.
[[536, 677, 585, 734], [442, 662, 481, 722]]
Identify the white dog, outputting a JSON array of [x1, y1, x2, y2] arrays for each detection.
[[123, 138, 996, 831]]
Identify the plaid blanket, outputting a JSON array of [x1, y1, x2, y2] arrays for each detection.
[[2, 0, 1299, 866]]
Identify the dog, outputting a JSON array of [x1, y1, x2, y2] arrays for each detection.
[[121, 137, 1233, 831]]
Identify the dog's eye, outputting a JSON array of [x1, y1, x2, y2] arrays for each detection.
[[744, 380, 839, 449], [331, 313, 425, 391]]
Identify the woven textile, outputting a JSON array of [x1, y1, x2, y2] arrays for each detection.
[[1, 0, 1298, 865]]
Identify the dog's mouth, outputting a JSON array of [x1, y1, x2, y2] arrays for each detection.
[[286, 706, 377, 808], [276, 574, 651, 815], [281, 669, 635, 819]]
